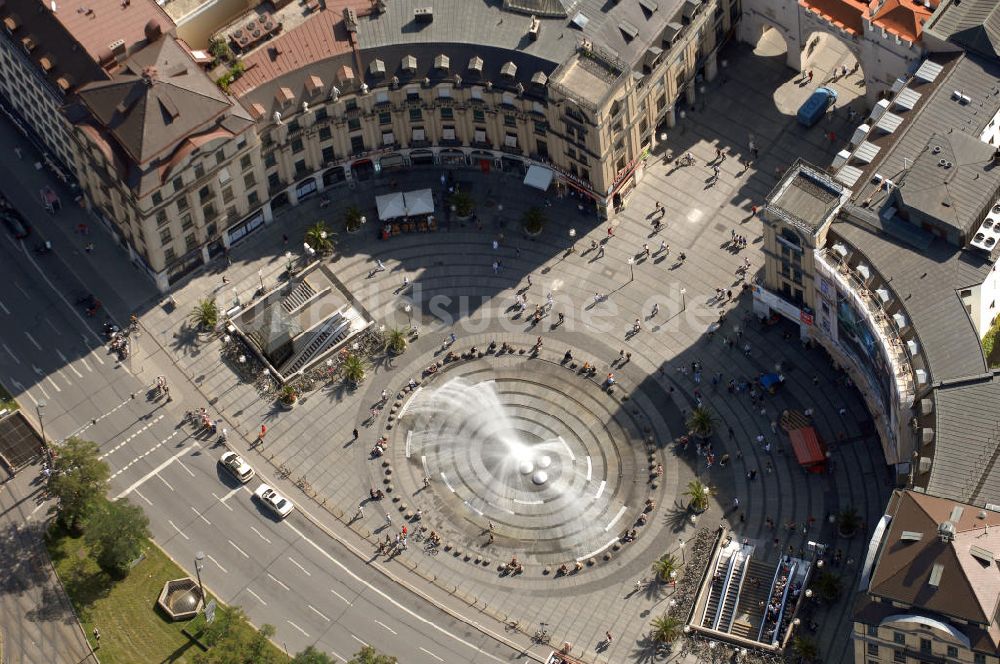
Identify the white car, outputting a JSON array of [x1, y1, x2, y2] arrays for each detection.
[[219, 452, 255, 484], [254, 484, 294, 519]]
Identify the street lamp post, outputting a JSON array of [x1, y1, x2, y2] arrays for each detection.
[[680, 288, 687, 312], [404, 304, 412, 324], [678, 537, 686, 564], [36, 402, 47, 461], [194, 551, 206, 606], [257, 269, 265, 293], [627, 256, 635, 283]]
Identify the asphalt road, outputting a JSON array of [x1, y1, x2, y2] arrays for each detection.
[[0, 130, 538, 663]]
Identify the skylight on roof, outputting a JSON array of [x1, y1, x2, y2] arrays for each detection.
[[571, 12, 589, 29]]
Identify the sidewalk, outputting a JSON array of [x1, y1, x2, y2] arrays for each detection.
[[0, 466, 93, 664]]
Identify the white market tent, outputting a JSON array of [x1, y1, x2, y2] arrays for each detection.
[[523, 165, 554, 191], [376, 189, 434, 220]]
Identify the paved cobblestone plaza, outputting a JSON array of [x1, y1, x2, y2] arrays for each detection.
[[139, 34, 892, 662]]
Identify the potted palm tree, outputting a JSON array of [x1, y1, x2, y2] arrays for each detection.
[[837, 506, 861, 538], [340, 353, 367, 386], [449, 190, 474, 220], [384, 327, 407, 355], [189, 298, 219, 331], [344, 206, 364, 233], [522, 206, 546, 236], [651, 553, 679, 583], [684, 479, 711, 514], [813, 571, 842, 603], [649, 614, 683, 649], [686, 406, 716, 439], [278, 384, 298, 409], [304, 222, 334, 256]]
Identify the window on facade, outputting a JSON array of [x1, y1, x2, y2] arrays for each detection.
[[501, 92, 515, 106], [382, 131, 395, 146], [946, 646, 958, 658], [247, 190, 259, 207], [350, 135, 365, 153], [199, 185, 212, 203], [920, 640, 931, 654], [406, 88, 419, 102], [438, 85, 451, 99], [185, 233, 198, 251], [347, 118, 361, 131], [504, 114, 516, 127], [974, 654, 986, 664], [267, 172, 281, 191], [345, 98, 358, 111], [222, 187, 234, 203], [614, 139, 625, 153], [319, 126, 332, 141], [639, 118, 648, 135], [291, 138, 304, 153], [159, 227, 172, 244], [264, 153, 277, 168], [537, 139, 548, 158], [194, 163, 205, 179], [217, 167, 231, 184], [412, 128, 425, 142], [164, 247, 176, 263], [156, 210, 168, 227], [473, 128, 486, 143], [866, 644, 879, 657], [441, 126, 455, 140], [473, 109, 485, 123], [203, 204, 217, 221], [893, 650, 905, 663], [378, 112, 391, 125], [375, 91, 389, 105], [316, 107, 328, 121], [226, 206, 238, 221], [181, 214, 194, 231], [534, 121, 547, 135], [152, 191, 163, 205], [440, 107, 453, 120], [893, 633, 905, 645], [215, 149, 225, 165], [294, 159, 307, 176], [288, 119, 300, 133], [173, 176, 184, 192], [206, 222, 217, 238], [471, 86, 483, 100], [240, 155, 252, 171], [409, 108, 422, 122], [321, 146, 335, 163], [866, 626, 878, 637], [244, 173, 256, 189]]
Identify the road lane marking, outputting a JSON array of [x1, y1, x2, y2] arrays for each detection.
[[287, 556, 311, 576], [285, 621, 309, 638], [45, 376, 61, 393], [56, 350, 82, 378], [0, 298, 8, 314], [168, 520, 189, 541], [245, 588, 266, 605], [99, 415, 169, 460], [2, 344, 20, 364], [350, 635, 368, 647], [80, 357, 92, 372], [114, 440, 199, 499], [307, 605, 330, 622], [10, 380, 36, 405], [56, 369, 72, 386], [43, 317, 60, 336], [374, 619, 397, 635], [228, 540, 249, 559], [283, 521, 509, 664], [586, 456, 593, 480], [36, 383, 49, 400], [604, 505, 628, 532], [219, 487, 242, 503], [206, 555, 228, 574], [133, 489, 152, 506], [91, 352, 104, 366], [24, 332, 41, 351], [156, 474, 174, 491], [191, 506, 211, 525], [212, 492, 234, 511], [267, 573, 289, 590], [250, 526, 272, 544], [420, 647, 444, 662], [595, 479, 606, 499], [176, 459, 195, 478], [330, 588, 352, 605]]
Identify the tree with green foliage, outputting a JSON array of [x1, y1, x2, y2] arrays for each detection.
[[341, 353, 368, 385], [190, 298, 219, 331], [813, 570, 843, 603], [449, 190, 474, 217], [344, 206, 364, 232], [649, 613, 683, 645], [791, 635, 819, 662], [292, 646, 337, 664], [304, 222, 335, 255], [47, 436, 109, 532], [384, 326, 407, 354], [686, 406, 716, 438], [522, 206, 546, 234], [683, 479, 712, 513], [84, 498, 150, 577], [195, 605, 282, 664], [348, 645, 397, 664], [651, 553, 679, 583]]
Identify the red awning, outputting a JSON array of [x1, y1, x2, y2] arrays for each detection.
[[789, 427, 827, 473]]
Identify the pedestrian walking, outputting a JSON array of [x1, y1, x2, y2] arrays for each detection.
[[643, 243, 650, 259], [651, 302, 659, 317], [807, 70, 814, 82], [355, 505, 364, 520], [353, 428, 359, 440], [385, 512, 392, 526], [259, 424, 267, 440], [492, 239, 499, 251], [605, 631, 613, 644], [607, 226, 615, 238]]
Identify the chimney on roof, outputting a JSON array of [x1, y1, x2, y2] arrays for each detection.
[[144, 19, 162, 43], [938, 520, 957, 543], [141, 65, 158, 86]]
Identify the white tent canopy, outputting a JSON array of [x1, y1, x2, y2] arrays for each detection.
[[524, 165, 554, 191], [376, 189, 434, 220]]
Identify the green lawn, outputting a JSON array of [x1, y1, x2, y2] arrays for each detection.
[[0, 382, 17, 412], [46, 525, 286, 664]]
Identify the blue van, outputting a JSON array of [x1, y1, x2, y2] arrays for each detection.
[[797, 87, 838, 127]]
